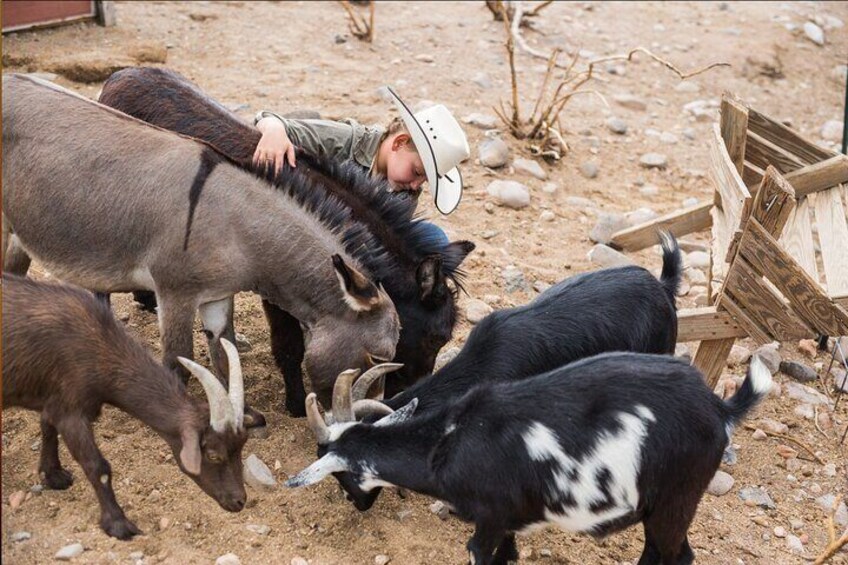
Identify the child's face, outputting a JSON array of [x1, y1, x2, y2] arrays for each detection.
[[385, 134, 427, 193]]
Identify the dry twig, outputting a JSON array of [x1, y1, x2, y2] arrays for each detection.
[[743, 424, 824, 464], [813, 495, 848, 565], [814, 406, 831, 439], [339, 0, 374, 42]]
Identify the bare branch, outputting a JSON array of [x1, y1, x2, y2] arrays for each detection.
[[339, 0, 374, 42], [813, 494, 848, 565], [526, 0, 554, 17]]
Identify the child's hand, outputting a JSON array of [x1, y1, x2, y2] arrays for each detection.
[[254, 117, 296, 174]]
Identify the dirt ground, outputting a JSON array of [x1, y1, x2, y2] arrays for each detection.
[[3, 1, 848, 564]]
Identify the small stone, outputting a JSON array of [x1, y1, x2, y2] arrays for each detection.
[[823, 463, 837, 477], [244, 454, 277, 490], [738, 486, 775, 509], [639, 185, 660, 197], [9, 490, 26, 511], [502, 265, 529, 293], [675, 343, 691, 362], [753, 345, 781, 375], [434, 347, 460, 371], [11, 531, 31, 542], [396, 509, 414, 521], [129, 551, 144, 560], [706, 470, 734, 496], [539, 549, 553, 558], [159, 516, 171, 530], [785, 381, 831, 406], [541, 182, 558, 194], [687, 251, 710, 270], [513, 158, 547, 180], [789, 518, 804, 530], [539, 210, 556, 223], [752, 429, 767, 440], [463, 113, 498, 129], [727, 345, 752, 367], [216, 553, 241, 565], [587, 245, 635, 268], [375, 555, 391, 565], [625, 207, 658, 227], [291, 558, 309, 565], [55, 543, 85, 561], [589, 213, 629, 245], [613, 94, 647, 111], [803, 21, 825, 46], [605, 117, 628, 135], [674, 81, 701, 93], [821, 120, 844, 142], [639, 153, 668, 169], [481, 230, 498, 240], [816, 495, 848, 527], [722, 445, 738, 466], [786, 535, 804, 554], [484, 202, 495, 214], [793, 404, 814, 420], [833, 369, 848, 393], [776, 445, 798, 459], [430, 500, 450, 520], [659, 132, 678, 145], [465, 299, 493, 324], [478, 138, 510, 168], [757, 418, 788, 435], [471, 72, 492, 89], [565, 196, 596, 209], [780, 361, 817, 383], [580, 161, 599, 179], [487, 180, 530, 209], [797, 339, 818, 359], [414, 54, 435, 63], [247, 524, 271, 535]]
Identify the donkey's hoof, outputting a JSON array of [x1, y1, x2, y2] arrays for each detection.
[[102, 516, 142, 540]]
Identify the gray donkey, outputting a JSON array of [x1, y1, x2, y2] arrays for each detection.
[[2, 74, 400, 428]]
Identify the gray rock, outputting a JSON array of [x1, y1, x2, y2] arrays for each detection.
[[722, 445, 737, 466], [587, 245, 634, 268], [786, 534, 805, 555], [539, 548, 552, 558], [291, 558, 309, 565], [465, 299, 493, 324], [639, 185, 660, 197], [803, 21, 825, 46], [816, 495, 848, 526], [687, 251, 710, 270], [605, 117, 628, 135], [613, 94, 647, 111], [821, 120, 844, 142], [565, 196, 596, 210], [779, 361, 817, 383], [216, 554, 241, 565], [513, 158, 547, 180], [823, 463, 838, 478], [738, 486, 775, 509], [375, 555, 391, 565], [589, 213, 628, 244], [487, 180, 530, 210], [247, 524, 271, 535], [639, 153, 668, 169], [430, 500, 450, 520], [674, 81, 701, 93], [478, 138, 510, 168], [481, 230, 499, 240], [727, 345, 751, 367], [785, 381, 831, 406], [539, 210, 556, 222], [463, 113, 498, 129], [55, 543, 85, 561], [129, 551, 144, 560], [794, 403, 815, 420], [541, 182, 558, 194], [660, 132, 678, 145], [502, 265, 530, 293], [471, 72, 493, 89], [625, 207, 658, 227], [580, 161, 599, 179], [434, 347, 460, 371], [675, 343, 691, 362], [11, 531, 31, 542], [833, 369, 848, 393], [757, 418, 788, 435], [687, 269, 707, 288], [753, 345, 781, 374], [244, 454, 276, 490], [706, 470, 734, 496]]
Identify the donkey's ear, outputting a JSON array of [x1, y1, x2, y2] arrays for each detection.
[[416, 255, 445, 303], [179, 427, 202, 476], [332, 255, 381, 312]]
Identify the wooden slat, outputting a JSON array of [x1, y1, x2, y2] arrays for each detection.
[[719, 295, 771, 345], [747, 108, 837, 164], [609, 202, 712, 252], [710, 205, 732, 297], [724, 257, 812, 340], [710, 124, 752, 227], [780, 196, 819, 284], [745, 131, 807, 174], [784, 155, 848, 198], [750, 166, 796, 235], [812, 187, 848, 297], [836, 295, 848, 310], [677, 307, 748, 342], [739, 220, 848, 336], [693, 338, 736, 388], [743, 161, 764, 189], [720, 95, 748, 173]]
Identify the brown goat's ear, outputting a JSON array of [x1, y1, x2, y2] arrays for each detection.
[[332, 254, 381, 312], [179, 428, 202, 476], [417, 255, 445, 303]]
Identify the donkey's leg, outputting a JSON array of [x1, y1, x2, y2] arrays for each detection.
[[39, 412, 74, 490], [156, 292, 198, 384], [199, 297, 266, 429], [262, 300, 307, 417], [57, 416, 141, 540]]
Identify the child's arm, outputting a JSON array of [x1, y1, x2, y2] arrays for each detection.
[[254, 115, 297, 174]]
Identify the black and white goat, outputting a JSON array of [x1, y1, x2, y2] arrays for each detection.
[[321, 234, 683, 510], [288, 353, 772, 564]]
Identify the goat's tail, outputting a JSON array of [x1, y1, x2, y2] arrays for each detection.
[[723, 355, 773, 433], [658, 231, 683, 304]]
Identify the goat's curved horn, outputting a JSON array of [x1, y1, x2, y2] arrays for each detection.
[[352, 399, 394, 419], [351, 363, 403, 402], [332, 369, 360, 423], [305, 393, 331, 444], [177, 356, 235, 432], [219, 339, 245, 430]]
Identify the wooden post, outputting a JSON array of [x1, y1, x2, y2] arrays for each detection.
[[95, 1, 116, 27]]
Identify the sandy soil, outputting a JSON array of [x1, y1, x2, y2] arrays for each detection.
[[3, 1, 848, 564]]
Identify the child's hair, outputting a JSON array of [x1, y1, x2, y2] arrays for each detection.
[[379, 117, 418, 152]]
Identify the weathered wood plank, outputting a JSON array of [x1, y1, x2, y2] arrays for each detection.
[[710, 204, 732, 298], [739, 220, 848, 336], [745, 130, 807, 174], [677, 307, 748, 342], [750, 165, 796, 236], [743, 161, 764, 189], [710, 124, 751, 227], [724, 257, 812, 340], [719, 295, 771, 345], [609, 202, 712, 251], [693, 338, 736, 388], [779, 196, 820, 284], [784, 155, 848, 198], [720, 95, 748, 173], [747, 108, 837, 164], [812, 186, 848, 297]]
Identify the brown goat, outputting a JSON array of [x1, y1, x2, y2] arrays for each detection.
[[1, 274, 248, 540]]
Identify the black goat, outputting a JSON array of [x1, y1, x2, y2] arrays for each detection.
[[323, 234, 682, 510], [289, 353, 772, 565], [2, 275, 248, 539]]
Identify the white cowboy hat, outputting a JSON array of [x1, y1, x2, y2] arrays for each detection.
[[386, 86, 470, 215]]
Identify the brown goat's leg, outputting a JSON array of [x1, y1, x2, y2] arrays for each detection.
[[57, 416, 142, 540], [641, 506, 696, 565], [38, 414, 74, 490], [262, 301, 307, 417], [157, 293, 199, 384]]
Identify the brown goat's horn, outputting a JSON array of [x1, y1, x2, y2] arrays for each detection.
[[352, 399, 394, 419], [305, 393, 331, 444], [351, 363, 403, 403], [219, 339, 244, 430], [177, 356, 235, 432], [331, 369, 360, 423]]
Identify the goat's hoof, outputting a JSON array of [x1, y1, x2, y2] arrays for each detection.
[[285, 402, 307, 418], [41, 468, 74, 490], [102, 517, 143, 540]]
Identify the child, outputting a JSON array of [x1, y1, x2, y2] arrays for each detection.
[[253, 87, 470, 217]]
